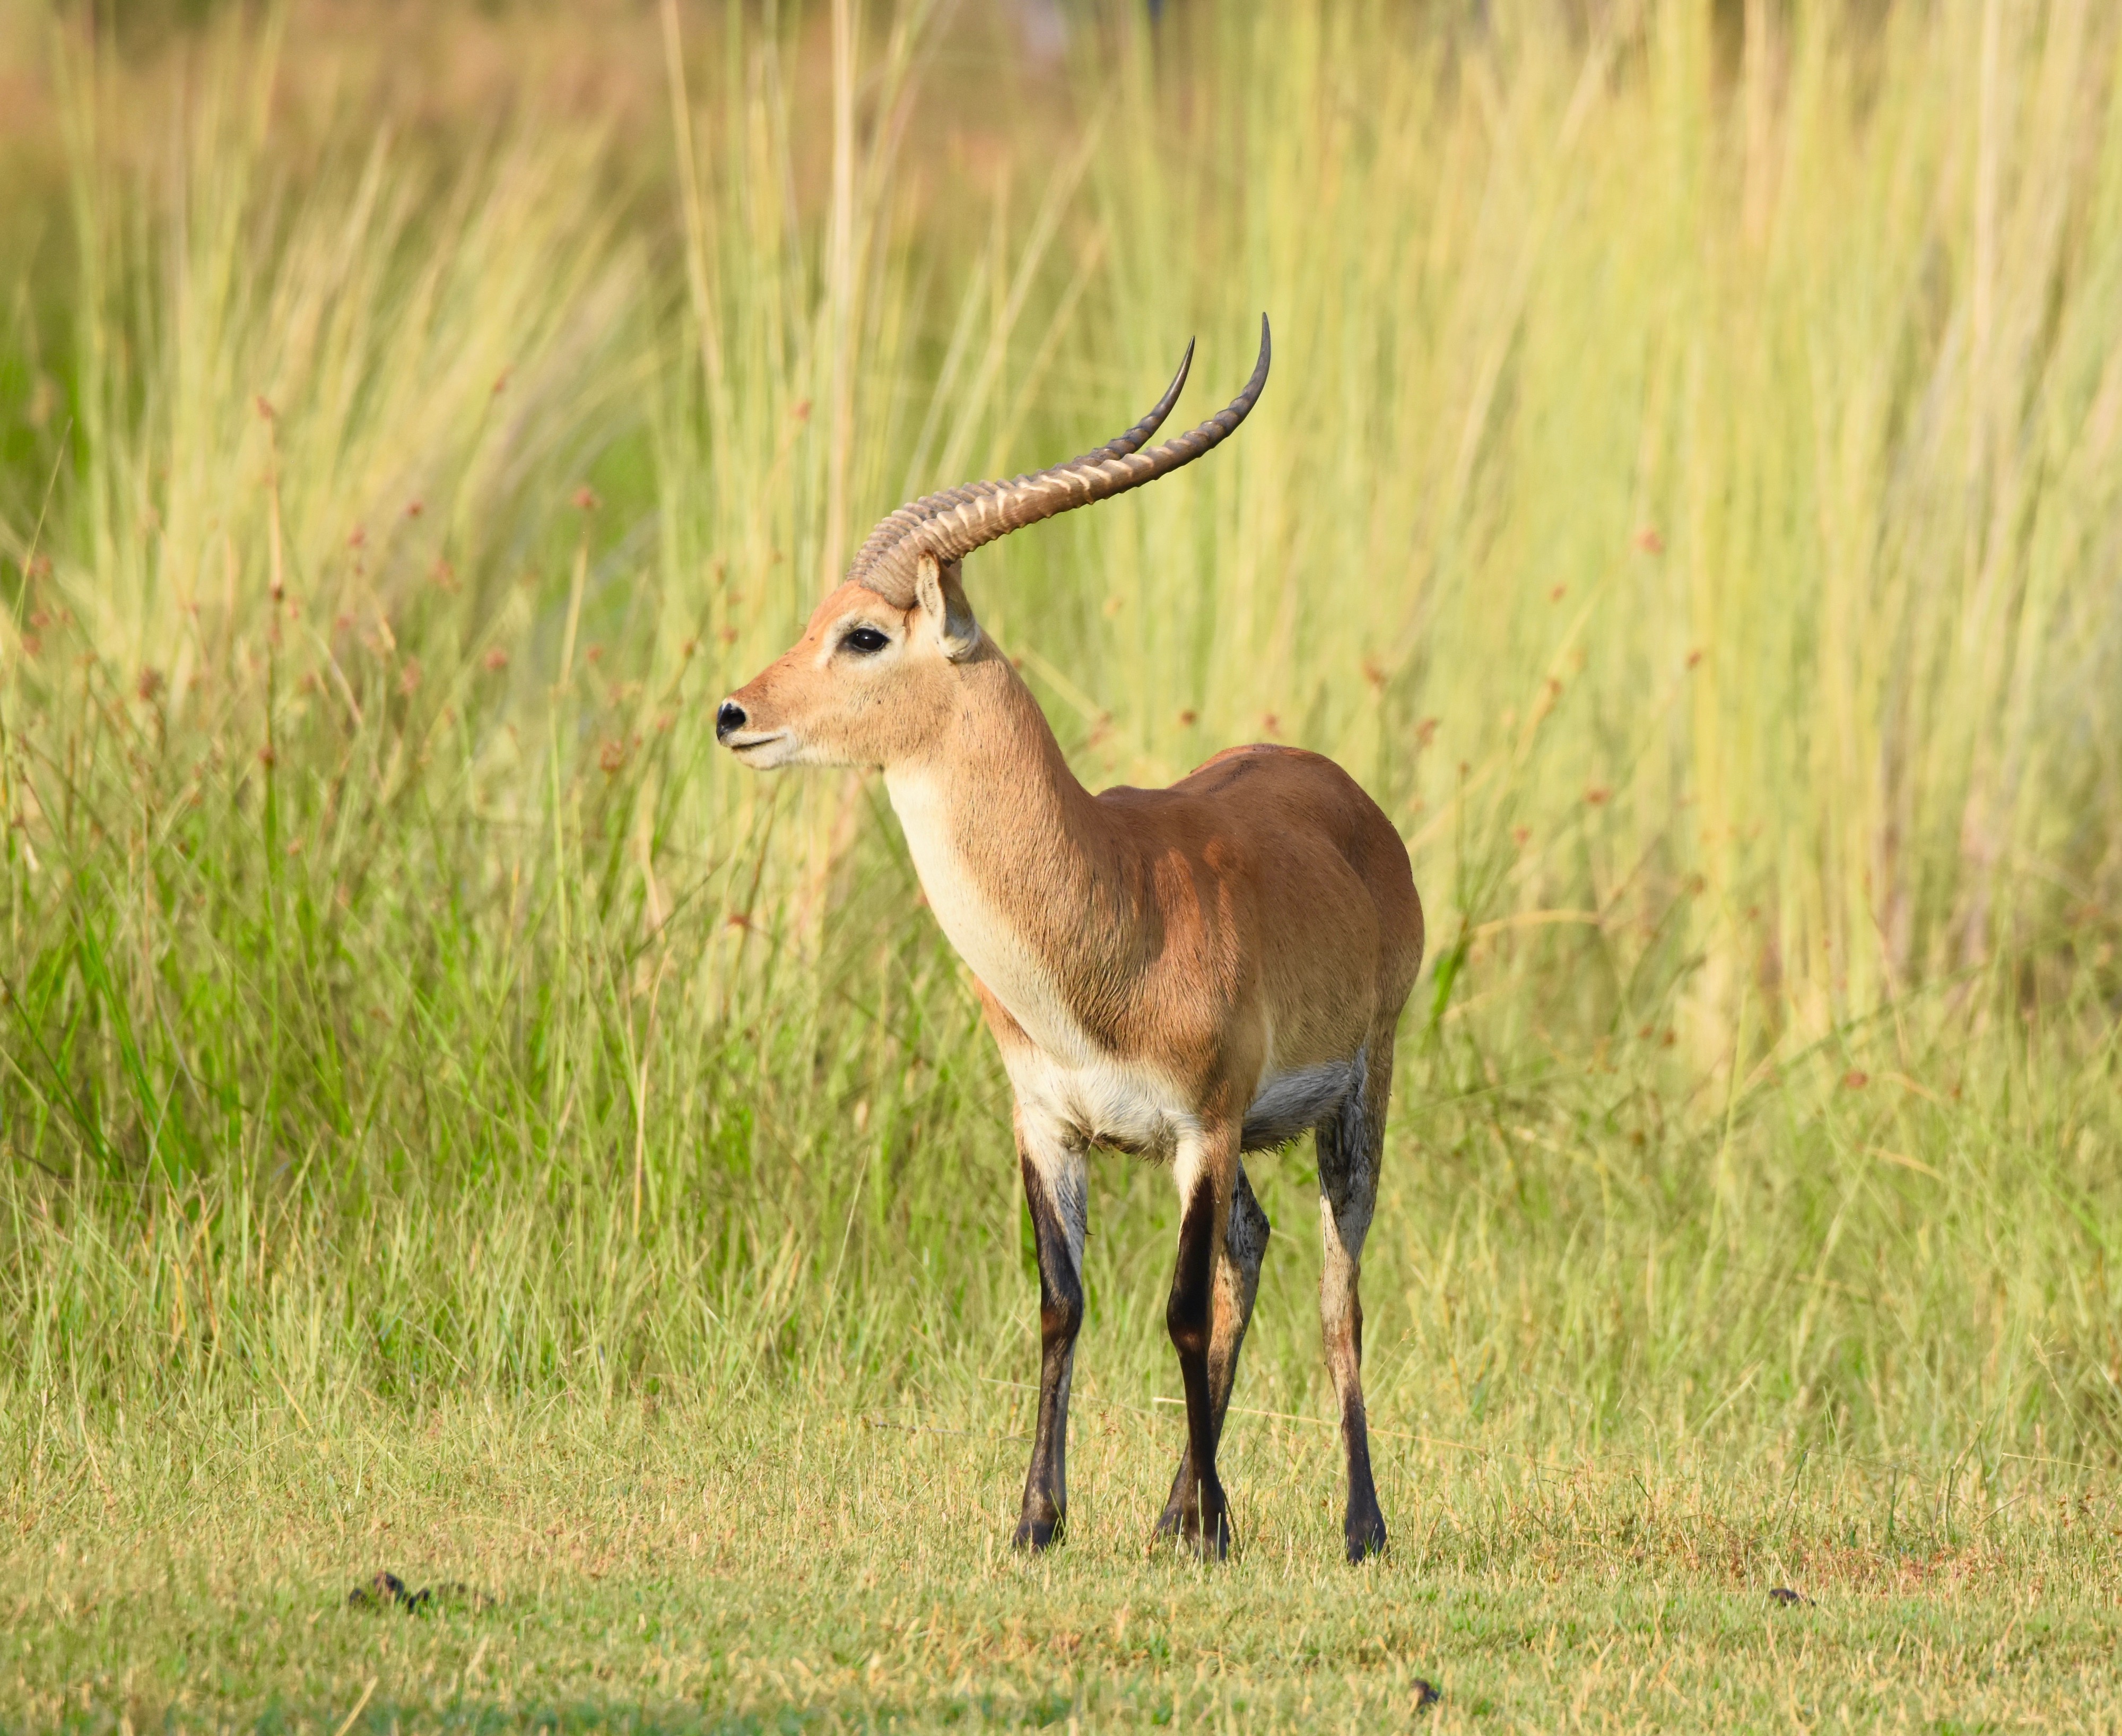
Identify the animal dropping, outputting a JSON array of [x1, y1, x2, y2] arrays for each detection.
[[717, 320, 1424, 1562], [347, 1572, 494, 1614]]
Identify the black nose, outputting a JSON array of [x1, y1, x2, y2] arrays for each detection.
[[715, 700, 747, 742]]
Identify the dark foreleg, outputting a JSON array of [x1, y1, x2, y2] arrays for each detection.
[[1014, 1109, 1088, 1552], [1161, 1124, 1239, 1559], [1156, 1158, 1268, 1542]]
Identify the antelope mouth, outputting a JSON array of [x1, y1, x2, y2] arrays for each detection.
[[723, 730, 800, 769]]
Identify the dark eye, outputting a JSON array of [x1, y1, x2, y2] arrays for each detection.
[[841, 626, 889, 655]]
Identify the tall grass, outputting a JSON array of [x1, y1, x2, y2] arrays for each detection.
[[3, 0, 2119, 1504]]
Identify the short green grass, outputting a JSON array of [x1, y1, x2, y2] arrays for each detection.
[[12, 1391, 2122, 1732], [4, 1, 2122, 1728]]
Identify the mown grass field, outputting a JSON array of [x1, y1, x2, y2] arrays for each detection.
[[4, 0, 2121, 1728], [14, 1395, 2122, 1730]]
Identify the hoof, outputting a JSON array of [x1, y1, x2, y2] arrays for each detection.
[[1012, 1513, 1065, 1553], [1155, 1505, 1231, 1561], [1344, 1509, 1387, 1564]]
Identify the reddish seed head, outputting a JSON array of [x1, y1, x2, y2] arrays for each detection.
[[1686, 648, 1704, 670], [1635, 527, 1665, 554], [1178, 709, 1198, 727], [1585, 786, 1610, 806], [1842, 1070, 1869, 1090], [1414, 717, 1439, 748], [406, 499, 424, 519], [598, 739, 627, 775], [1549, 584, 1567, 602], [398, 659, 422, 696], [483, 648, 510, 672], [255, 396, 276, 421], [347, 526, 366, 549], [136, 667, 163, 701], [572, 487, 600, 513], [585, 644, 604, 665]]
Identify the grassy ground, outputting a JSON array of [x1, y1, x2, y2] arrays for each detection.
[[5, 0, 2122, 1728], [12, 1392, 2122, 1731]]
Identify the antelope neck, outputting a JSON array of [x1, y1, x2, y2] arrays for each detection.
[[881, 659, 1122, 1054]]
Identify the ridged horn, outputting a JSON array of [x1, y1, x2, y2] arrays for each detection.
[[845, 316, 1271, 606]]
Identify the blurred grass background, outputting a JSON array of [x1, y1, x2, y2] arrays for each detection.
[[3, 0, 2121, 1528]]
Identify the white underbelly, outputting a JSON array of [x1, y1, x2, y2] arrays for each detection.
[[1006, 1050, 1361, 1159], [1006, 1046, 1191, 1157]]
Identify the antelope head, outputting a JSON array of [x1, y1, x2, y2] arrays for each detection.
[[715, 320, 1271, 773]]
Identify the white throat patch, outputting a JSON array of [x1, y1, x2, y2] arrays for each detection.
[[883, 767, 1093, 1065]]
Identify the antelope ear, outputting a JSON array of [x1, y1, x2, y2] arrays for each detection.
[[915, 553, 981, 662]]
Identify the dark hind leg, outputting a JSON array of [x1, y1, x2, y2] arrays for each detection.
[[1316, 1037, 1392, 1561], [1155, 1159, 1269, 1541], [1013, 1107, 1088, 1552]]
